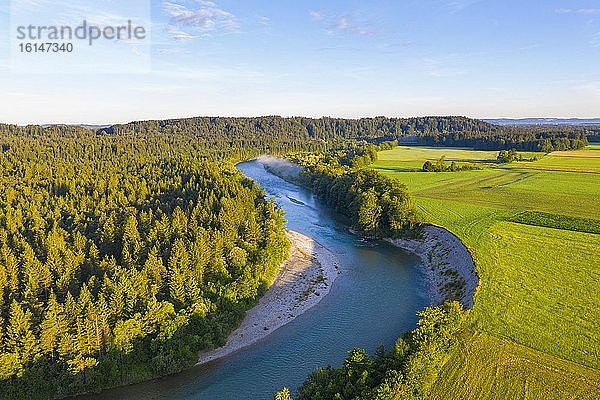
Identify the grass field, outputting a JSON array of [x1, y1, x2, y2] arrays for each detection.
[[429, 331, 600, 400], [371, 145, 600, 398], [374, 146, 543, 172], [513, 144, 600, 173]]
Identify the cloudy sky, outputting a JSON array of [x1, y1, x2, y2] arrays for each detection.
[[0, 0, 599, 124]]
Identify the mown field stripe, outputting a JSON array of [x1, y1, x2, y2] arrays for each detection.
[[507, 211, 600, 235]]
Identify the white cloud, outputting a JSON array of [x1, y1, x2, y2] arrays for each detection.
[[309, 10, 322, 21], [131, 47, 149, 58], [555, 8, 600, 15], [336, 16, 350, 30], [443, 0, 480, 12], [165, 25, 198, 41], [310, 11, 375, 37], [355, 25, 375, 36], [163, 0, 239, 40], [592, 32, 600, 47], [257, 15, 270, 27], [9, 0, 46, 10], [155, 47, 190, 55], [11, 1, 151, 27]]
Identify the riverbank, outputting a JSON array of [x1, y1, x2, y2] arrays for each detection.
[[197, 230, 340, 365], [386, 225, 478, 308], [254, 156, 479, 308]]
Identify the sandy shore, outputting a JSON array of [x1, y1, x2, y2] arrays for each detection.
[[387, 225, 478, 309], [197, 230, 340, 365]]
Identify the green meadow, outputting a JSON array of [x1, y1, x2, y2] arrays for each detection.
[[429, 330, 600, 400], [372, 145, 600, 398]]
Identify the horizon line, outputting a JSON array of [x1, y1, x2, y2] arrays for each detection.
[[4, 115, 600, 127]]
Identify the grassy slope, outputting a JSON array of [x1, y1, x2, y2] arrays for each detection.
[[372, 146, 600, 398]]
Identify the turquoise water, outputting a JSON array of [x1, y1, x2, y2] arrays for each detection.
[[87, 160, 428, 400]]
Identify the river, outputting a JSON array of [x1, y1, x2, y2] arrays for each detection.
[[85, 159, 428, 400]]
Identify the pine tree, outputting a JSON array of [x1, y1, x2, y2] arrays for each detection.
[[40, 292, 68, 361], [122, 214, 141, 269], [5, 301, 39, 369], [0, 314, 4, 351], [274, 387, 293, 400], [1, 244, 20, 300], [21, 242, 44, 311], [168, 239, 190, 308], [142, 246, 166, 297], [171, 207, 188, 239], [0, 260, 7, 311]]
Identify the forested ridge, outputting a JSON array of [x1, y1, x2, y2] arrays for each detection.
[[0, 128, 292, 398], [0, 123, 331, 162], [96, 115, 592, 152], [4, 116, 592, 155]]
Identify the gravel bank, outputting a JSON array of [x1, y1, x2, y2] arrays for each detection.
[[387, 225, 478, 308], [197, 230, 340, 365]]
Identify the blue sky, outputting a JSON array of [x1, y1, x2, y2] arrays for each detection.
[[0, 0, 599, 124]]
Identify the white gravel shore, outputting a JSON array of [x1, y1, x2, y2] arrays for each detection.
[[386, 225, 479, 308], [197, 230, 340, 365]]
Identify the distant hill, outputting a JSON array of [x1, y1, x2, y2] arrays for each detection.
[[485, 118, 600, 126], [3, 115, 592, 153], [98, 115, 590, 152], [41, 124, 111, 129]]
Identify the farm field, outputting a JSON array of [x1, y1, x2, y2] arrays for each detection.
[[371, 145, 600, 398], [517, 152, 600, 173], [374, 146, 542, 172], [429, 330, 600, 400]]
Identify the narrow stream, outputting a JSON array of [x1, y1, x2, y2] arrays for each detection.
[[86, 159, 428, 400]]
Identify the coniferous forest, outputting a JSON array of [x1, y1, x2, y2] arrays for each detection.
[[0, 127, 294, 398]]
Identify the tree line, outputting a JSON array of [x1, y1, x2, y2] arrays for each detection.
[[422, 156, 482, 172], [109, 116, 592, 152], [496, 149, 537, 163], [418, 126, 589, 152], [11, 115, 586, 154]]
